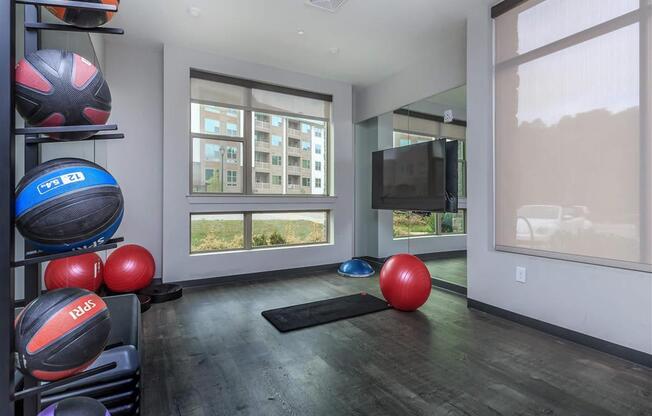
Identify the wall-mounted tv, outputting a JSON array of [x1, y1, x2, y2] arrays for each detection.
[[372, 140, 458, 212]]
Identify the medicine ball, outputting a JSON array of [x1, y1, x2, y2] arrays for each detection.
[[46, 0, 119, 29], [45, 253, 104, 292], [39, 397, 110, 416], [15, 158, 123, 253], [16, 288, 111, 381], [15, 49, 111, 140], [105, 244, 155, 293]]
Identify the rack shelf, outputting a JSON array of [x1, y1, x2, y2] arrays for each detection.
[[15, 124, 117, 136], [12, 362, 117, 402], [24, 22, 124, 35], [25, 132, 124, 145], [12, 237, 124, 268], [16, 0, 118, 12]]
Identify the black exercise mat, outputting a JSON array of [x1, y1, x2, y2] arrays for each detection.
[[262, 293, 391, 332]]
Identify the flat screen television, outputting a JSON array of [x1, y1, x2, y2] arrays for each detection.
[[372, 140, 458, 211]]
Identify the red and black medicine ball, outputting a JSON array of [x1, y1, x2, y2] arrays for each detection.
[[15, 288, 111, 381], [46, 0, 119, 29], [15, 49, 111, 140]]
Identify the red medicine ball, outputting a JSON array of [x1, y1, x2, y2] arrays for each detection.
[[379, 254, 432, 312], [46, 0, 119, 28], [45, 253, 104, 292], [104, 244, 155, 293], [15, 288, 111, 381]]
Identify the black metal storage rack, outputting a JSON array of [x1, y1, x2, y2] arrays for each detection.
[[0, 1, 124, 414]]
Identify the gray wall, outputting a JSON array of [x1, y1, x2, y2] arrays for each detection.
[[466, 5, 652, 354], [104, 39, 164, 279], [353, 24, 466, 123], [354, 118, 379, 257], [162, 45, 354, 282]]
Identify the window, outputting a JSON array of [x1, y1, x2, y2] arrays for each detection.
[[302, 160, 310, 169], [315, 161, 321, 171], [301, 123, 310, 133], [271, 115, 282, 127], [271, 135, 282, 146], [272, 155, 282, 166], [252, 211, 328, 248], [204, 119, 220, 134], [314, 129, 323, 138], [301, 141, 311, 151], [204, 168, 215, 181], [315, 144, 322, 154], [191, 211, 329, 253], [227, 146, 237, 161], [272, 175, 282, 185], [191, 213, 245, 253], [494, 0, 651, 270], [302, 178, 311, 187], [191, 103, 243, 137], [393, 210, 467, 238], [315, 178, 322, 188], [192, 138, 243, 193], [226, 171, 237, 187]]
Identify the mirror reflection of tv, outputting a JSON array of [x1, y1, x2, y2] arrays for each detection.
[[372, 140, 456, 211]]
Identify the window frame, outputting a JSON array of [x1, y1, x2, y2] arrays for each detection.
[[189, 210, 331, 254]]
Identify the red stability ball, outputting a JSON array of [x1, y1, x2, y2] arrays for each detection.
[[104, 244, 155, 293], [379, 254, 431, 311], [44, 253, 103, 292]]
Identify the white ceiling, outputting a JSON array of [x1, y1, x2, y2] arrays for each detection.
[[112, 0, 492, 87]]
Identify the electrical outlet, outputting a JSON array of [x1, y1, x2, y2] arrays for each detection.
[[515, 266, 527, 283]]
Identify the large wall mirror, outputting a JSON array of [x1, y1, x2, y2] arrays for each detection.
[[354, 85, 468, 291]]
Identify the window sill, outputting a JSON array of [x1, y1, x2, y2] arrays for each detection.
[[187, 195, 338, 205], [393, 234, 466, 241], [190, 242, 334, 256]]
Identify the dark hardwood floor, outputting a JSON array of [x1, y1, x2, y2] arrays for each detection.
[[141, 271, 651, 416]]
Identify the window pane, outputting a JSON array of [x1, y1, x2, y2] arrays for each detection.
[[252, 212, 328, 247], [254, 113, 327, 196], [191, 103, 244, 137], [495, 0, 639, 63], [192, 138, 243, 193], [439, 210, 465, 235], [191, 213, 244, 253], [393, 211, 437, 238], [393, 131, 433, 147], [253, 112, 284, 194]]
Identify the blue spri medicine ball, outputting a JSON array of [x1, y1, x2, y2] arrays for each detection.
[[16, 158, 123, 253], [338, 259, 375, 278]]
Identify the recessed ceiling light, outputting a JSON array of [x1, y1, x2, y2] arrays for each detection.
[[297, 29, 305, 36], [188, 6, 201, 17]]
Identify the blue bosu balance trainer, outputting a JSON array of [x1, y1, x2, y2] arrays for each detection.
[[338, 259, 375, 278]]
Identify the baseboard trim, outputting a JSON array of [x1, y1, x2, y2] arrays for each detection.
[[467, 298, 652, 368], [165, 262, 341, 288], [360, 250, 467, 266], [431, 278, 467, 296]]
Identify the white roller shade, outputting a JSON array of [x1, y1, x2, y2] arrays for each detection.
[[494, 0, 651, 270]]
